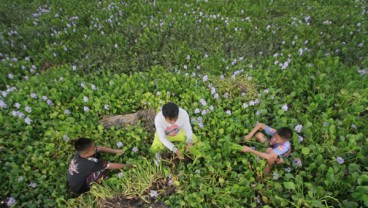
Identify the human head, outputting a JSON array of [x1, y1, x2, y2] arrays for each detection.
[[275, 127, 293, 142], [75, 138, 96, 157], [162, 102, 179, 124]]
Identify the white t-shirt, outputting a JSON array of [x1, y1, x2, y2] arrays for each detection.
[[155, 108, 193, 152]]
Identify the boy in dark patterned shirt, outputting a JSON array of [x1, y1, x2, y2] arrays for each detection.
[[67, 138, 133, 195]]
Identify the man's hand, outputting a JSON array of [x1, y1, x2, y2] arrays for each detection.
[[175, 150, 184, 160], [124, 164, 135, 168], [241, 145, 252, 153], [244, 134, 253, 142], [186, 142, 193, 151], [115, 149, 124, 155]]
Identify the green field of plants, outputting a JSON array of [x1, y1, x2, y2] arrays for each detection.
[[0, 0, 367, 207]]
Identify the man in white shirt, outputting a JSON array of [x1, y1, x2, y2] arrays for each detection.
[[150, 102, 198, 159]]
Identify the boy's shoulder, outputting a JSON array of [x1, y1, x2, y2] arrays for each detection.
[[178, 107, 188, 114]]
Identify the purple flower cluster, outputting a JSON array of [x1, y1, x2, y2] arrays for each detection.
[[295, 124, 303, 133], [336, 156, 344, 164], [116, 142, 123, 148], [132, 147, 138, 153]]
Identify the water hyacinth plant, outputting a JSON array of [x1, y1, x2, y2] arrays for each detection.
[[0, 0, 367, 207]]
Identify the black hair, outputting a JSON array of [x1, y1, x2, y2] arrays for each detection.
[[162, 102, 179, 119], [74, 138, 94, 153], [277, 127, 293, 140]]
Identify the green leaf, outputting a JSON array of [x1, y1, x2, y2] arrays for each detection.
[[301, 147, 310, 155], [283, 182, 296, 190]]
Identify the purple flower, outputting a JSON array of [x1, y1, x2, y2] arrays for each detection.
[[209, 105, 214, 111], [194, 108, 200, 114], [6, 197, 16, 207], [201, 110, 208, 115], [83, 96, 89, 102], [295, 124, 303, 133], [30, 93, 37, 99], [28, 182, 37, 188], [214, 93, 219, 99], [117, 172, 123, 178], [46, 99, 53, 106], [243, 103, 248, 108], [241, 92, 246, 97], [224, 92, 229, 99], [72, 65, 77, 71], [25, 106, 31, 113], [273, 172, 279, 180], [336, 156, 344, 164], [203, 75, 208, 82], [254, 99, 259, 104], [256, 110, 262, 116], [132, 147, 138, 153], [225, 110, 232, 116], [14, 103, 20, 109], [197, 117, 203, 123], [2, 91, 8, 97], [281, 61, 289, 69], [64, 109, 71, 115], [104, 104, 109, 110], [117, 142, 123, 148], [198, 122, 204, 128], [42, 96, 48, 101], [91, 84, 97, 90], [191, 117, 196, 124], [351, 124, 357, 129], [150, 190, 158, 198], [83, 106, 89, 112], [8, 73, 14, 79], [298, 136, 304, 142], [292, 158, 302, 167], [200, 99, 207, 106], [211, 87, 216, 94], [0, 100, 7, 108], [247, 76, 252, 81], [24, 117, 32, 125], [81, 83, 86, 88], [285, 167, 292, 172], [63, 135, 70, 142], [282, 104, 288, 111], [195, 169, 200, 174], [249, 101, 255, 106]]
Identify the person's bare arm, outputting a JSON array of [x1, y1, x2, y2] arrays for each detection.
[[241, 145, 276, 160], [97, 146, 123, 154], [107, 163, 134, 170], [244, 123, 267, 141]]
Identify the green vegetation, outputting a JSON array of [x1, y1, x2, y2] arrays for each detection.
[[0, 0, 367, 207]]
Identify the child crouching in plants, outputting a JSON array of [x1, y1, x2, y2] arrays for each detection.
[[67, 138, 134, 195], [150, 102, 198, 159], [242, 123, 292, 174]]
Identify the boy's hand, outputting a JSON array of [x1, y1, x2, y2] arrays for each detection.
[[124, 164, 135, 168], [186, 143, 193, 151], [115, 149, 124, 155], [175, 150, 184, 160], [244, 134, 252, 142], [241, 145, 252, 153]]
